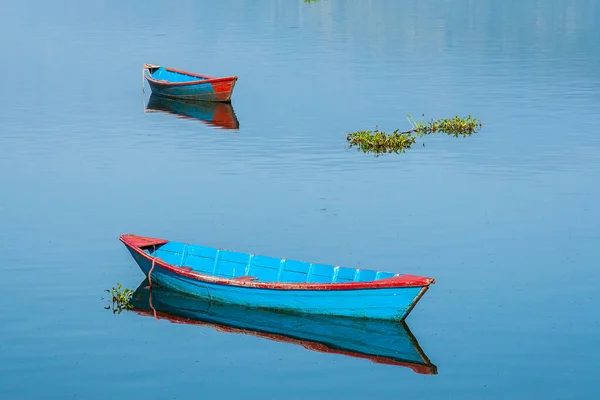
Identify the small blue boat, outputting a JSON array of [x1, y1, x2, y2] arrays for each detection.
[[120, 234, 435, 321], [143, 63, 238, 102], [129, 282, 437, 374]]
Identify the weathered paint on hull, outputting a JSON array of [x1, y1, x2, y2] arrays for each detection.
[[127, 247, 427, 321], [146, 75, 236, 102], [129, 283, 437, 374]]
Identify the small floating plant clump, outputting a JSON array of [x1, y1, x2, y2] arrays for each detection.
[[346, 127, 417, 156], [103, 283, 134, 314], [408, 114, 482, 137], [346, 115, 482, 156]]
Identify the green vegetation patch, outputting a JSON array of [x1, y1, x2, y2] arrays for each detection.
[[103, 283, 134, 314], [346, 115, 482, 156]]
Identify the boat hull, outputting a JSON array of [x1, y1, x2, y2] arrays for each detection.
[[125, 246, 429, 321], [129, 282, 437, 374], [146, 77, 236, 102]]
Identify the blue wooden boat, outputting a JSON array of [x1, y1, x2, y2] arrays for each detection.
[[145, 94, 239, 130], [120, 234, 435, 321], [143, 63, 238, 102], [129, 281, 437, 374]]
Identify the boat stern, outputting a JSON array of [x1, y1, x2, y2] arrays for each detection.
[[143, 63, 161, 73], [119, 234, 168, 251]]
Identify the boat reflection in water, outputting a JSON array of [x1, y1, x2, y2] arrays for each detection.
[[129, 282, 437, 375], [145, 94, 239, 130]]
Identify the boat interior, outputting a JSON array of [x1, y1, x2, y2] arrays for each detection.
[[144, 241, 398, 284], [147, 67, 207, 83]]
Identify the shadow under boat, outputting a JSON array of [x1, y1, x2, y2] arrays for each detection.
[[145, 94, 240, 130], [129, 281, 438, 375]]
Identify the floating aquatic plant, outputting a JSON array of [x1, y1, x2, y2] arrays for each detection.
[[406, 114, 482, 137], [103, 283, 134, 314], [346, 115, 482, 156], [345, 127, 416, 156]]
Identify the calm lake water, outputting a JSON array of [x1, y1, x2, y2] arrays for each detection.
[[1, 1, 599, 398]]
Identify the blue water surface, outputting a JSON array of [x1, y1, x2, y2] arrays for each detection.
[[1, 1, 599, 399]]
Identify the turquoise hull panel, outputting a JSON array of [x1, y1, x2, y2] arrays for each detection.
[[125, 247, 429, 321]]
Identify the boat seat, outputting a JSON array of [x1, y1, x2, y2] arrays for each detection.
[[232, 276, 258, 282]]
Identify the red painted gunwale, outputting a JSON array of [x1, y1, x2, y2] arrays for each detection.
[[143, 64, 238, 87], [120, 234, 436, 291], [133, 307, 437, 374]]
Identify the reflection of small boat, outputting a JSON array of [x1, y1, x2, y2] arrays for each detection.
[[143, 63, 237, 102], [145, 94, 239, 130], [129, 282, 437, 374], [120, 234, 435, 321]]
